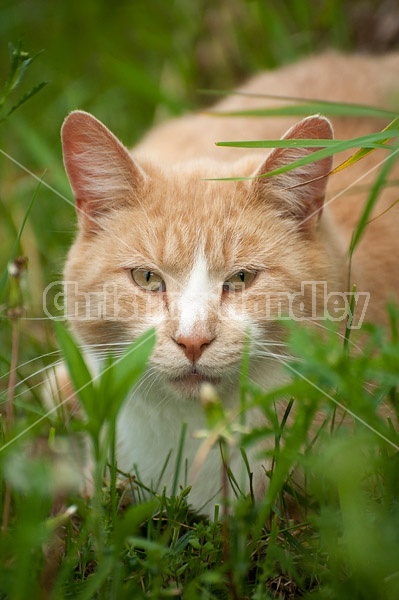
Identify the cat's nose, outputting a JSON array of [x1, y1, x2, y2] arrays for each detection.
[[174, 334, 214, 363]]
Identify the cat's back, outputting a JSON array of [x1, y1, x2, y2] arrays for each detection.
[[135, 51, 399, 163]]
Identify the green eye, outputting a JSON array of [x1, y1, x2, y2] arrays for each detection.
[[223, 270, 257, 292], [131, 268, 165, 292]]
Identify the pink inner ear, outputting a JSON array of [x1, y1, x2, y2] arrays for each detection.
[[62, 126, 88, 201], [264, 115, 334, 180], [288, 115, 334, 142], [62, 110, 133, 202], [254, 116, 334, 222], [61, 111, 146, 229]]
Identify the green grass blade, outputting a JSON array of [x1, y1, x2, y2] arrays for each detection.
[[99, 328, 156, 422], [208, 101, 397, 119], [349, 150, 399, 256], [343, 285, 357, 353], [10, 116, 72, 197], [53, 320, 95, 418], [210, 131, 399, 182], [0, 43, 46, 122], [1, 82, 48, 123], [74, 556, 114, 600], [110, 501, 157, 550], [0, 181, 41, 299], [216, 134, 396, 150], [331, 115, 399, 175], [366, 196, 399, 225], [171, 422, 187, 497]]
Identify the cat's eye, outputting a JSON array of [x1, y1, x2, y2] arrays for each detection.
[[223, 270, 257, 292], [131, 268, 165, 292]]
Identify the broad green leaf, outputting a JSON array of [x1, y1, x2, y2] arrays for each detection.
[[97, 328, 156, 422], [54, 321, 95, 419], [125, 536, 170, 557], [110, 500, 157, 550], [74, 556, 114, 600]]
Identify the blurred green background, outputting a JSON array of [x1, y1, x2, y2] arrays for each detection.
[[0, 0, 398, 345]]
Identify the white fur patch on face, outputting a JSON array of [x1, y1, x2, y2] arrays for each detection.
[[177, 250, 212, 337]]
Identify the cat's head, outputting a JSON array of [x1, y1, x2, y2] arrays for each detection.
[[61, 110, 338, 399]]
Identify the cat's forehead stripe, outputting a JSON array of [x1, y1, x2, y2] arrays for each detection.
[[176, 250, 211, 338]]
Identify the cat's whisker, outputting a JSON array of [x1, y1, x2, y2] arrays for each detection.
[[131, 365, 158, 390], [131, 369, 166, 411], [311, 320, 363, 352], [0, 349, 63, 382], [9, 359, 65, 393], [246, 337, 297, 365], [0, 377, 53, 406], [314, 147, 399, 230], [90, 350, 128, 361], [0, 144, 138, 255], [250, 336, 290, 352], [251, 339, 287, 348], [80, 340, 133, 349], [1, 315, 64, 323], [1, 332, 160, 452], [250, 348, 295, 360], [250, 353, 296, 366], [150, 379, 172, 412]]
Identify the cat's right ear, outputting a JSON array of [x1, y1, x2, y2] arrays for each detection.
[[251, 115, 333, 229], [61, 111, 147, 231]]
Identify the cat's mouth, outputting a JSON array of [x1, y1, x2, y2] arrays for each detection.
[[169, 367, 221, 392]]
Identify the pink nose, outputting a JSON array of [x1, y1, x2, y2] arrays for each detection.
[[174, 334, 214, 362]]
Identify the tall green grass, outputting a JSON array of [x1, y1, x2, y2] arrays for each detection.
[[1, 2, 399, 598], [2, 309, 399, 598]]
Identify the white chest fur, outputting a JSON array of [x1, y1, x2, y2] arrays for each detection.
[[116, 384, 247, 515]]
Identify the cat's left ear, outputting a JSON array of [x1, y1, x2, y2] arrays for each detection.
[[252, 115, 333, 225]]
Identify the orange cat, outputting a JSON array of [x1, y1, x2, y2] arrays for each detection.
[[60, 52, 399, 514]]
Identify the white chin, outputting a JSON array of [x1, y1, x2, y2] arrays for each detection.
[[168, 371, 222, 399]]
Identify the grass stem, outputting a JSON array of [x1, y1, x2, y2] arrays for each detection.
[[2, 319, 20, 531]]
